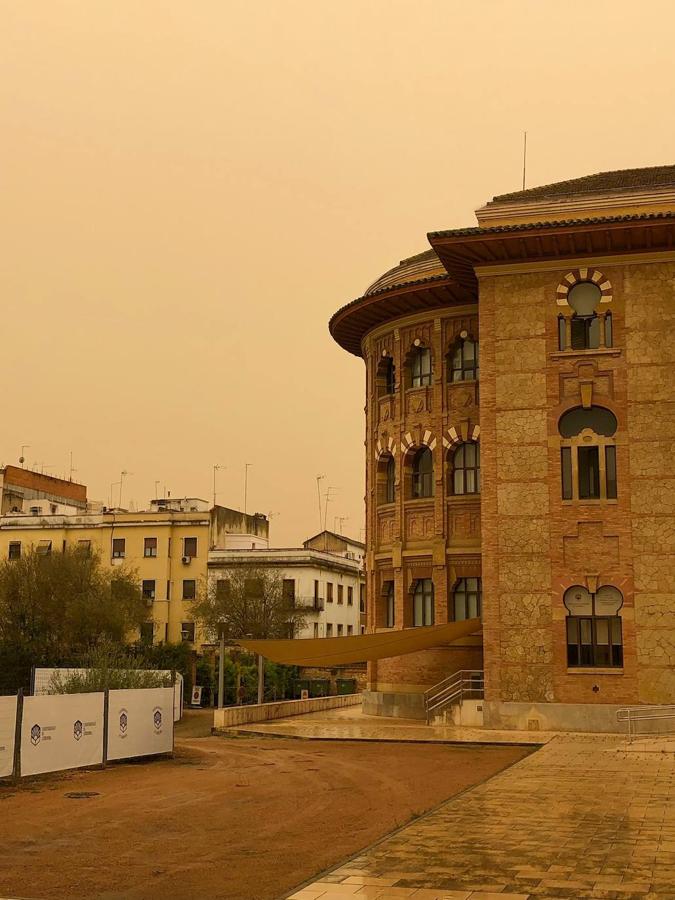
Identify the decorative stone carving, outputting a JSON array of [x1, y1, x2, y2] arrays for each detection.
[[378, 512, 396, 547], [406, 509, 435, 541]]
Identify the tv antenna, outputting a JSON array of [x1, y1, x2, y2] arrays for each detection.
[[522, 130, 527, 190]]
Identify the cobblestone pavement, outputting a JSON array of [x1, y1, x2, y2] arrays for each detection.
[[287, 734, 675, 899], [232, 707, 553, 746]]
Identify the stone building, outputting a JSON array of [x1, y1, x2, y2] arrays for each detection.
[[329, 165, 675, 731]]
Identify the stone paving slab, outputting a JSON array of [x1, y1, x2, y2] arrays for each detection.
[[287, 734, 675, 899]]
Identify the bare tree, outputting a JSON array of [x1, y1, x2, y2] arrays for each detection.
[[192, 567, 306, 641]]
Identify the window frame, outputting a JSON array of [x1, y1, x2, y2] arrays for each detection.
[[182, 579, 197, 601], [453, 577, 482, 621], [8, 541, 21, 560], [183, 536, 198, 558], [385, 582, 395, 628], [412, 578, 434, 627], [142, 579, 156, 600], [411, 447, 434, 499], [450, 441, 481, 496], [144, 537, 158, 558], [112, 537, 125, 559], [410, 347, 432, 388], [449, 336, 479, 382]]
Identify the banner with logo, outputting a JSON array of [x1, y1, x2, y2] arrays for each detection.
[[0, 696, 18, 778], [20, 693, 104, 777], [33, 669, 184, 722], [107, 687, 174, 761]]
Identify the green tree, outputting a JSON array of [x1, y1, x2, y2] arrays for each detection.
[[191, 566, 306, 641], [0, 546, 147, 691]]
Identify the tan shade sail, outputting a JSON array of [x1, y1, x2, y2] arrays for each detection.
[[235, 619, 482, 666]]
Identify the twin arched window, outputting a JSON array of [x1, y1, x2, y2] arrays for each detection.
[[564, 584, 623, 667], [450, 441, 480, 495], [377, 356, 396, 396]]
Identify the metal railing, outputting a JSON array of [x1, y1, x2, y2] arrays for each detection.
[[424, 669, 484, 725], [616, 705, 675, 743], [292, 597, 324, 612]]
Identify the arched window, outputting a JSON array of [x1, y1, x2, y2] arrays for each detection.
[[558, 282, 613, 351], [449, 337, 479, 382], [385, 456, 395, 504], [564, 584, 623, 668], [559, 406, 617, 501], [413, 578, 434, 626], [450, 442, 480, 495], [409, 347, 432, 388], [411, 447, 434, 498], [453, 578, 482, 621], [376, 355, 395, 396], [385, 582, 395, 628]]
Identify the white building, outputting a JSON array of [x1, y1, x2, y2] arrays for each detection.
[[207, 531, 366, 638]]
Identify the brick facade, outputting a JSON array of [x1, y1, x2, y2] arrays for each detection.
[[331, 171, 675, 729]]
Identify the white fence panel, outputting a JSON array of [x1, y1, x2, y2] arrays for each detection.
[[33, 668, 183, 722], [0, 696, 18, 778], [107, 687, 174, 761], [21, 693, 104, 777]]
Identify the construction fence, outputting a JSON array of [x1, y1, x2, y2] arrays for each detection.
[[0, 686, 174, 781]]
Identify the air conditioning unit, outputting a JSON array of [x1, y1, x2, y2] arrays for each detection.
[[181, 556, 191, 565]]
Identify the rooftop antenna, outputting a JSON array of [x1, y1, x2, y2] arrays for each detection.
[[315, 475, 325, 533], [19, 444, 30, 467], [213, 464, 225, 508], [154, 480, 160, 500], [335, 515, 349, 535], [243, 462, 252, 515], [68, 450, 76, 481], [522, 130, 527, 190], [323, 487, 337, 547], [119, 470, 132, 508]]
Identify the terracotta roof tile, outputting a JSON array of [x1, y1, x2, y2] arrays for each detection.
[[491, 164, 675, 203]]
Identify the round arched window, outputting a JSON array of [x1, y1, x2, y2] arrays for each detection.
[[568, 282, 602, 316]]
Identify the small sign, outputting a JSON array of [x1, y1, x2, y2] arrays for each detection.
[[300, 690, 309, 700], [190, 686, 203, 707]]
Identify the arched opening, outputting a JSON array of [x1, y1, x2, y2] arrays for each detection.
[[559, 406, 617, 501], [406, 346, 432, 389], [410, 447, 434, 499], [452, 577, 482, 621], [376, 355, 395, 396], [564, 584, 623, 667], [376, 454, 396, 505], [447, 336, 479, 382]]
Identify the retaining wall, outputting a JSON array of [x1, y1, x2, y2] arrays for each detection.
[[213, 693, 362, 729]]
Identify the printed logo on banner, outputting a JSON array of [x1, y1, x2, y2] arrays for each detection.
[[119, 710, 128, 736], [31, 724, 42, 746], [73, 720, 83, 741], [153, 708, 163, 733]]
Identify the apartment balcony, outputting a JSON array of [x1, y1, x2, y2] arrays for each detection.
[[292, 596, 325, 612]]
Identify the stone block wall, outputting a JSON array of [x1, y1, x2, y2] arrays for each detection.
[[626, 261, 675, 704]]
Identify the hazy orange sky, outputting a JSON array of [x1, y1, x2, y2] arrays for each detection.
[[2, 1, 674, 545]]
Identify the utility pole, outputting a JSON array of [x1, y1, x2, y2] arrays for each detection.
[[244, 463, 252, 515], [213, 464, 225, 508]]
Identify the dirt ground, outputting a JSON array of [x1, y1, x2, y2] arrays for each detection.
[[0, 714, 530, 900]]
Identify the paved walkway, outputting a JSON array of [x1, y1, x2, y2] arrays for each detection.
[[231, 706, 553, 746], [287, 733, 675, 899]]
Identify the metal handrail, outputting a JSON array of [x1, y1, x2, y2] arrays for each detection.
[[424, 669, 484, 724], [616, 705, 675, 743]]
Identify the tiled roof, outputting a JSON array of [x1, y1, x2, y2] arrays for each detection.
[[428, 211, 675, 240], [491, 165, 675, 203], [364, 248, 444, 295]]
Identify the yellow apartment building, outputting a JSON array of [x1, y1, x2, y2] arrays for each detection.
[[0, 470, 269, 647]]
